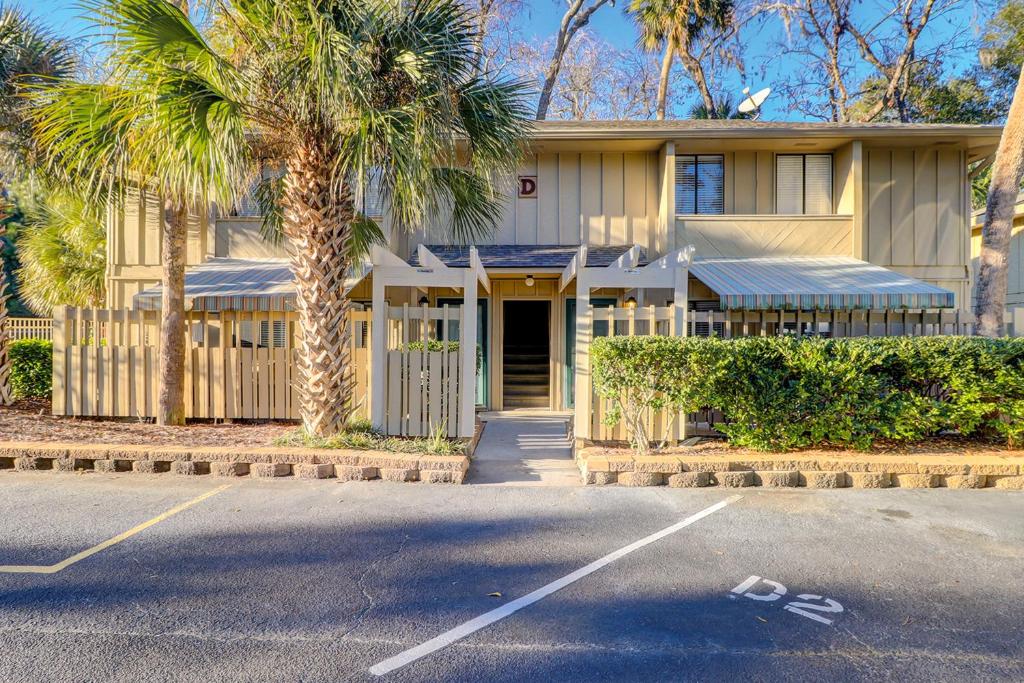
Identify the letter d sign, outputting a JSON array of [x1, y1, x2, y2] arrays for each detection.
[[518, 176, 537, 198]]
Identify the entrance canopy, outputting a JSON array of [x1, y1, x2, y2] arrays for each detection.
[[688, 256, 955, 310]]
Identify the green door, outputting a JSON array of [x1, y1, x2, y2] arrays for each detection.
[[436, 298, 489, 407], [564, 297, 616, 409]]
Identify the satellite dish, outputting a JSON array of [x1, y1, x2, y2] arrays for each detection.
[[738, 86, 771, 117]]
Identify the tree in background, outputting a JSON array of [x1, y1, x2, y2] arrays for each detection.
[[630, 0, 737, 119], [535, 0, 614, 119], [0, 6, 75, 406], [765, 0, 965, 122], [518, 31, 664, 118], [35, 0, 529, 436], [12, 183, 105, 314]]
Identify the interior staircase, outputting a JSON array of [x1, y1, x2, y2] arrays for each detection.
[[503, 344, 550, 408]]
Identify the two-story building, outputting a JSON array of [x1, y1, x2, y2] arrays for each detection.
[[98, 119, 1001, 438]]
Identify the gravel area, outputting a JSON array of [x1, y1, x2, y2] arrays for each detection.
[[0, 399, 295, 447]]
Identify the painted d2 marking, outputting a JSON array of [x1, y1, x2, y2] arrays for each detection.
[[783, 595, 844, 625], [730, 575, 788, 601]]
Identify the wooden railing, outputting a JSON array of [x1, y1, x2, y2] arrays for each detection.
[[5, 317, 53, 340], [51, 307, 372, 421], [588, 305, 976, 443], [592, 306, 975, 339]]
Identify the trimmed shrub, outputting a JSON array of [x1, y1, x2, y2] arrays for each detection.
[[8, 339, 53, 399], [590, 335, 1024, 452]]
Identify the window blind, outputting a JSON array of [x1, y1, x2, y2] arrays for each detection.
[[675, 155, 724, 214], [775, 154, 832, 215], [804, 154, 833, 214]]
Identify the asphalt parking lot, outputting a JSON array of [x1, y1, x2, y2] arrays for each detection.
[[0, 471, 1022, 682]]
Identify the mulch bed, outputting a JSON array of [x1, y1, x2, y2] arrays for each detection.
[[0, 399, 295, 447]]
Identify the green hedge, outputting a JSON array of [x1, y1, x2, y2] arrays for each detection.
[[8, 339, 52, 399], [591, 335, 1024, 452]]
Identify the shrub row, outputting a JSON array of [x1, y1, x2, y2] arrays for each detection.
[[8, 339, 52, 399], [591, 335, 1024, 452]]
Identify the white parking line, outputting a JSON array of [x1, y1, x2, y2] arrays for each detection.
[[369, 494, 743, 677]]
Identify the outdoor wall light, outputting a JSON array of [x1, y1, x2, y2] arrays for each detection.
[[418, 295, 429, 305], [525, 275, 535, 287], [625, 296, 638, 309]]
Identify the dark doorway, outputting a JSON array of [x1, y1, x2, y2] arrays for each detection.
[[503, 300, 550, 409]]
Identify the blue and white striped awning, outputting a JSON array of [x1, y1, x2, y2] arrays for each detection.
[[133, 258, 296, 311], [689, 256, 955, 310]]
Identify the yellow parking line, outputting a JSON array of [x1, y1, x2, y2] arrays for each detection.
[[0, 484, 232, 574]]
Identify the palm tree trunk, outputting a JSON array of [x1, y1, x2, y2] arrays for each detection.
[[283, 140, 356, 437], [656, 41, 673, 120], [157, 200, 187, 425], [153, 0, 192, 426], [0, 225, 11, 406], [975, 63, 1024, 337]]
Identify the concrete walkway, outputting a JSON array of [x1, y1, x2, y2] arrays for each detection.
[[468, 415, 580, 487]]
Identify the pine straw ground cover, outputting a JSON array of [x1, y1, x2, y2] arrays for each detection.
[[0, 399, 465, 456]]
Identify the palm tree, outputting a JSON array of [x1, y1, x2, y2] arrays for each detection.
[[0, 6, 74, 406], [629, 0, 732, 119], [14, 185, 106, 313], [975, 61, 1024, 337], [34, 0, 528, 435]]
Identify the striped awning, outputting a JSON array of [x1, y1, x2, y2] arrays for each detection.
[[689, 256, 955, 310], [133, 258, 296, 311]]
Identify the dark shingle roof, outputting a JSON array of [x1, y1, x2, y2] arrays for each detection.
[[408, 245, 644, 269]]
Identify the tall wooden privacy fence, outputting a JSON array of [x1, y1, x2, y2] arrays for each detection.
[[52, 307, 372, 421], [381, 303, 465, 438], [6, 317, 52, 340], [588, 306, 977, 442]]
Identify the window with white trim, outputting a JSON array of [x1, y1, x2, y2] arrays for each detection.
[[675, 155, 725, 214], [775, 154, 833, 215]]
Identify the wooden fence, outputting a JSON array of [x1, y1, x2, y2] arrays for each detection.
[[52, 307, 372, 421], [381, 303, 465, 438], [6, 317, 52, 340], [588, 306, 977, 443]]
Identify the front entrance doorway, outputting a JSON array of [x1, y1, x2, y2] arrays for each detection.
[[502, 300, 550, 408]]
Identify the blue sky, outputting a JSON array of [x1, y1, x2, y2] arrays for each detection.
[[24, 0, 994, 121]]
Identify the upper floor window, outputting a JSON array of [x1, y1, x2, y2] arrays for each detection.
[[676, 155, 724, 214], [776, 154, 832, 215]]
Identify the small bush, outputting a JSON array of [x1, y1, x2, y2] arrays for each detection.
[[8, 339, 52, 399], [590, 335, 1024, 452]]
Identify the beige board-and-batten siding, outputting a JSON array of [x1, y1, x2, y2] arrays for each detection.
[[409, 152, 662, 253], [587, 306, 976, 444], [105, 187, 212, 309], [51, 307, 372, 422], [865, 148, 970, 306]]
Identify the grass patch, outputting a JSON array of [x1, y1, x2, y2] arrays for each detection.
[[273, 418, 466, 456]]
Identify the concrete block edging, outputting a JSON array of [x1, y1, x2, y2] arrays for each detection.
[[0, 442, 469, 485], [576, 448, 1024, 490]]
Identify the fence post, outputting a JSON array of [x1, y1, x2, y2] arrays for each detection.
[[51, 307, 68, 415], [574, 266, 591, 441], [370, 274, 387, 431], [459, 268, 478, 438]]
